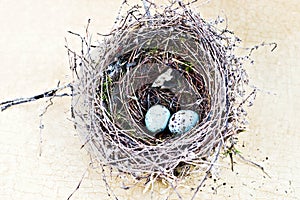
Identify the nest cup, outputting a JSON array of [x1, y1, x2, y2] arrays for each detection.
[[71, 3, 245, 182]]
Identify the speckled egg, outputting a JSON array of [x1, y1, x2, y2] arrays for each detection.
[[168, 110, 199, 135], [145, 105, 171, 134]]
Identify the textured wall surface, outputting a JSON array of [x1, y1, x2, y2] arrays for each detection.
[[0, 0, 299, 199]]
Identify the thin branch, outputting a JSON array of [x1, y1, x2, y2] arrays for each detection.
[[0, 83, 71, 112], [191, 142, 222, 200], [67, 166, 89, 200], [38, 81, 63, 156], [38, 97, 54, 157], [236, 153, 271, 178], [248, 42, 278, 57]]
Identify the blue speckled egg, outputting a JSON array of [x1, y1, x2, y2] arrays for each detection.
[[145, 105, 171, 134], [168, 110, 199, 135]]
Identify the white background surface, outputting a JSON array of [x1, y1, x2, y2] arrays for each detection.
[[0, 0, 299, 199]]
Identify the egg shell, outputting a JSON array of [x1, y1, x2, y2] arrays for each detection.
[[145, 105, 171, 134], [168, 110, 199, 135]]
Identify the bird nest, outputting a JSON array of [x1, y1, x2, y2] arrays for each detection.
[[70, 1, 251, 193]]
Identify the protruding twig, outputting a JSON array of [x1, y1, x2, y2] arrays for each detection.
[[237, 153, 271, 178], [67, 166, 89, 200], [191, 142, 222, 200], [0, 83, 71, 112], [38, 81, 63, 156], [248, 42, 278, 57]]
